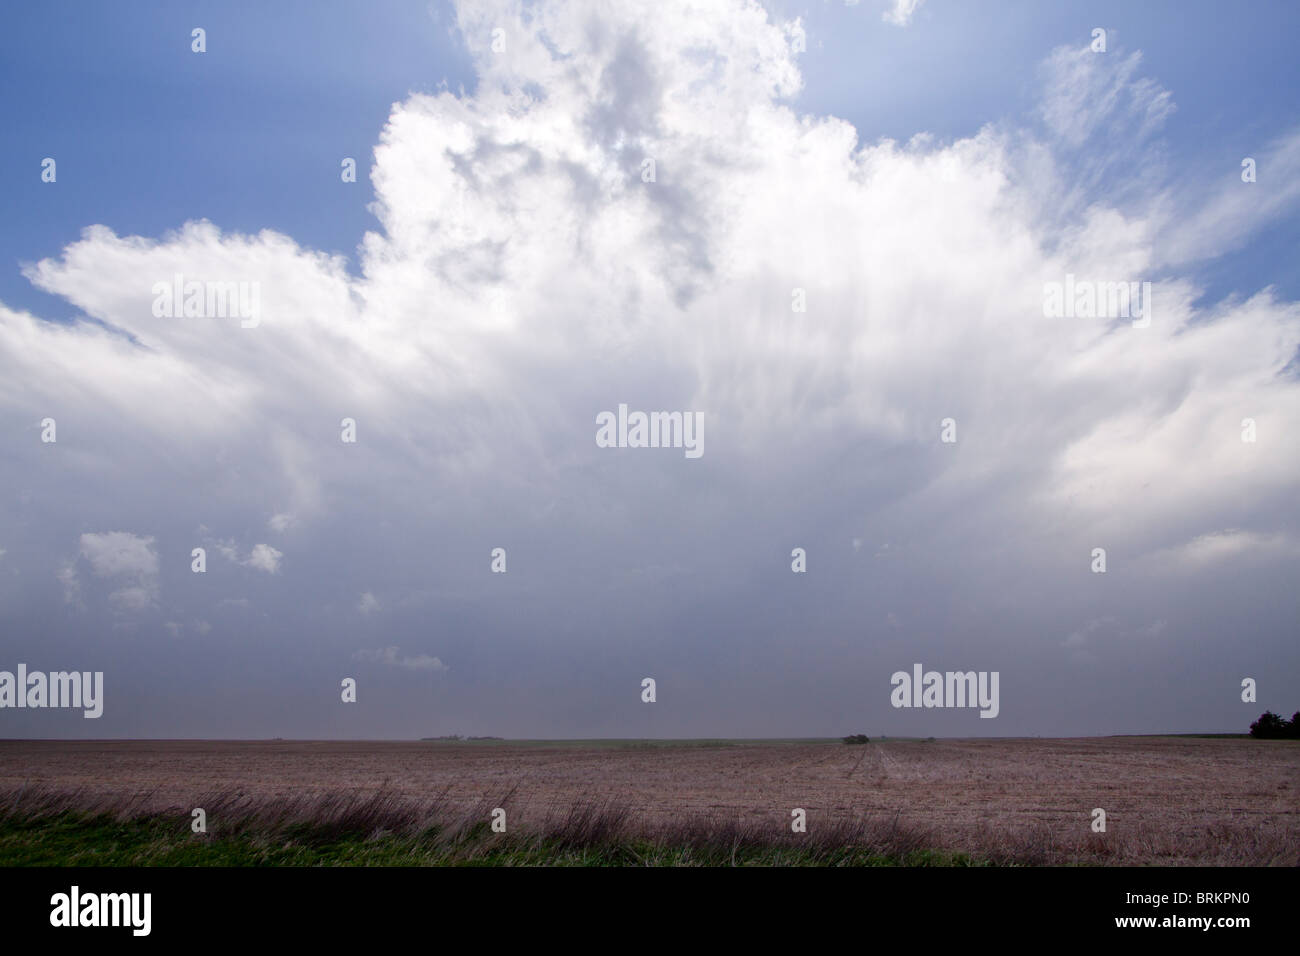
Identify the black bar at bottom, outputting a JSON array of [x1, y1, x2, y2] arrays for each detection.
[[0, 866, 1277, 942]]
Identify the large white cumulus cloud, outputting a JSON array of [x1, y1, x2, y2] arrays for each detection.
[[0, 0, 1296, 736]]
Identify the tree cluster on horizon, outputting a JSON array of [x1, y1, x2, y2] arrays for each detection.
[[1249, 711, 1300, 739]]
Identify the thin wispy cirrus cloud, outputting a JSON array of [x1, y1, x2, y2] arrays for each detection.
[[0, 0, 1295, 738]]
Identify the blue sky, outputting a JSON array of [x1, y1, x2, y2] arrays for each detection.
[[1, 0, 473, 316], [1, 1, 1297, 738], [5, 0, 1298, 318]]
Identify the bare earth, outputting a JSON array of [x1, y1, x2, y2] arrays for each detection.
[[1, 737, 1296, 864]]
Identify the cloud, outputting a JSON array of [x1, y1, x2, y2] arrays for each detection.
[[399, 654, 449, 672], [213, 539, 284, 574], [6, 16, 1293, 582], [354, 647, 448, 672], [1064, 617, 1172, 651], [268, 513, 296, 533], [4, 11, 1294, 573], [882, 0, 924, 27], [243, 543, 283, 574], [0, 0, 1297, 735], [68, 531, 160, 610], [1155, 129, 1300, 266], [109, 586, 156, 611], [56, 562, 80, 607], [358, 591, 379, 614], [1038, 46, 1174, 150], [1153, 529, 1299, 569], [78, 531, 158, 580]]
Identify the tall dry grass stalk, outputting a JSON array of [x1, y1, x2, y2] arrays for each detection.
[[0, 784, 1293, 865]]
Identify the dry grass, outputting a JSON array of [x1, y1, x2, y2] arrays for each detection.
[[0, 784, 948, 866]]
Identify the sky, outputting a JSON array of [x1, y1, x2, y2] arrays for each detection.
[[0, 0, 1297, 739]]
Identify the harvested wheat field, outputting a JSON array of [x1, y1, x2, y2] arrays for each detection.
[[0, 737, 1296, 865]]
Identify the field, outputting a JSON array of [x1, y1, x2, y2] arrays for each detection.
[[0, 736, 1295, 866]]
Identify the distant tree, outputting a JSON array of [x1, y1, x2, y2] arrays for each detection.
[[841, 734, 870, 745], [1248, 711, 1292, 739]]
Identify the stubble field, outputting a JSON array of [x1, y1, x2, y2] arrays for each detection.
[[0, 736, 1295, 865]]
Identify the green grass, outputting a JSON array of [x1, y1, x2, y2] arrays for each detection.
[[0, 785, 988, 867], [0, 811, 987, 867]]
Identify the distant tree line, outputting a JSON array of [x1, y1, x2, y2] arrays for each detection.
[[1248, 711, 1300, 739]]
